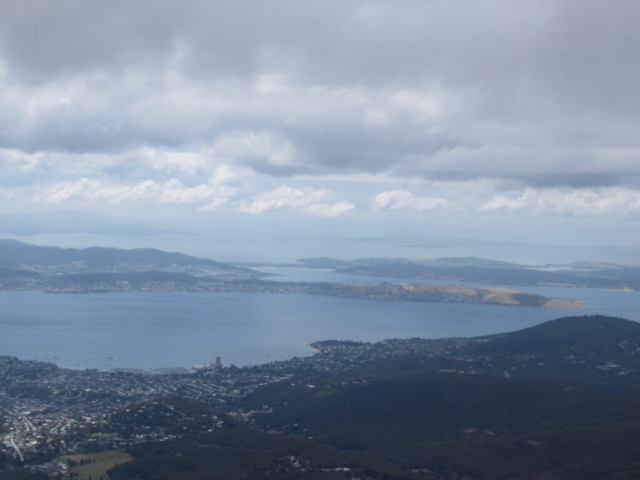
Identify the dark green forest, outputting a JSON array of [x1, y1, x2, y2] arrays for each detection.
[[103, 316, 640, 480]]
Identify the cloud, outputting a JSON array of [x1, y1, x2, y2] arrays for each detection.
[[32, 175, 355, 218], [372, 190, 451, 211], [0, 188, 16, 200], [371, 184, 640, 219], [480, 187, 640, 217], [1, 0, 640, 230], [35, 177, 237, 211], [210, 131, 298, 168], [239, 186, 354, 217], [0, 1, 639, 187]]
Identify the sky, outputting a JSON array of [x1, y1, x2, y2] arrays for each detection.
[[1, 1, 640, 262]]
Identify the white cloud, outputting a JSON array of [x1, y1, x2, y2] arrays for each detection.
[[372, 190, 451, 211], [480, 187, 640, 217], [35, 177, 237, 210], [32, 177, 356, 218], [0, 187, 17, 199], [370, 185, 640, 220], [239, 186, 354, 217], [391, 89, 449, 120], [141, 149, 207, 176], [480, 191, 535, 212], [0, 149, 45, 172]]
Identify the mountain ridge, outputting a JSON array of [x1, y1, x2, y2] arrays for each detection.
[[0, 239, 251, 272]]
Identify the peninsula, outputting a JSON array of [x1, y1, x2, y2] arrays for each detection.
[[0, 240, 583, 309]]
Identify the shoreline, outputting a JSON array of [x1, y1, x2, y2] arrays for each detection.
[[306, 344, 322, 354]]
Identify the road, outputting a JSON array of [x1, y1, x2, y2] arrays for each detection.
[[7, 436, 24, 462]]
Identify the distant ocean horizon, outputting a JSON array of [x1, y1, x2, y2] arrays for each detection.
[[1, 267, 639, 371], [3, 232, 640, 266]]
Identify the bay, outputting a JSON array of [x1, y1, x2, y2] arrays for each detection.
[[1, 274, 639, 371]]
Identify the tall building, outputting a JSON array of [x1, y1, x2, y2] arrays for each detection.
[[215, 356, 221, 367]]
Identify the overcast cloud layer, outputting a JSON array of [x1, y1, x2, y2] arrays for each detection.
[[1, 0, 640, 245]]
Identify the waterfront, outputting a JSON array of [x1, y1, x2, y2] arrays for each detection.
[[1, 276, 639, 370]]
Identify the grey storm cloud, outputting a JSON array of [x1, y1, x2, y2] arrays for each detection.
[[1, 0, 640, 188]]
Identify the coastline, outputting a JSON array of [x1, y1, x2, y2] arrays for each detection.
[[306, 344, 322, 354]]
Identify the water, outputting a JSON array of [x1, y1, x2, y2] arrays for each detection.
[[7, 231, 640, 266], [1, 269, 639, 371], [256, 266, 471, 284], [257, 266, 640, 314]]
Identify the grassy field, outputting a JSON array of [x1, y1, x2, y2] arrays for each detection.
[[59, 450, 132, 480]]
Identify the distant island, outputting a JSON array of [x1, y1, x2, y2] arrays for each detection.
[[0, 240, 583, 309], [292, 256, 640, 291]]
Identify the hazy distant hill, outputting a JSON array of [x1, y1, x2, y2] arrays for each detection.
[[0, 239, 25, 246], [296, 256, 640, 290], [298, 256, 521, 269], [0, 240, 582, 308], [0, 239, 251, 272], [417, 256, 522, 269]]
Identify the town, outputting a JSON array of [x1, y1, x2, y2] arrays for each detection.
[[0, 334, 487, 473], [4, 317, 639, 478]]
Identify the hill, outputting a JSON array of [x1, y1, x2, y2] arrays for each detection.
[[471, 315, 640, 354], [109, 418, 418, 480], [101, 315, 640, 479], [233, 315, 640, 479], [297, 256, 522, 270], [2, 315, 640, 479], [0, 239, 252, 273], [0, 241, 583, 308], [296, 256, 640, 290]]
